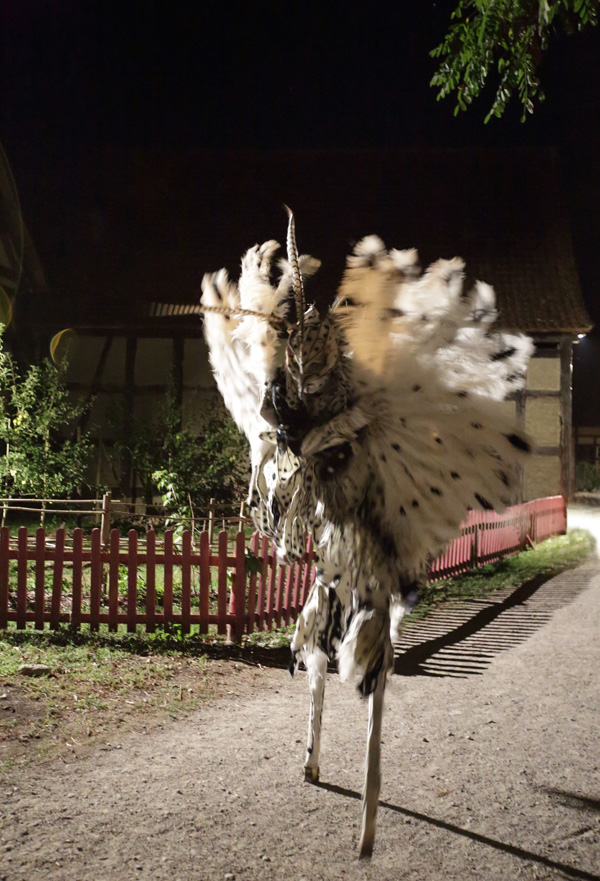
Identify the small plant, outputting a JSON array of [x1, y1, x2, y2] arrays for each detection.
[[575, 461, 600, 492]]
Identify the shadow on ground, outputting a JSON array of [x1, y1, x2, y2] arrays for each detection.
[[314, 780, 600, 881], [394, 563, 600, 678]]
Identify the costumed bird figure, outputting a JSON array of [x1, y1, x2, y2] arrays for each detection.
[[200, 208, 533, 857]]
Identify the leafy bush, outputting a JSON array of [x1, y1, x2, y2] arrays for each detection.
[[0, 336, 93, 511], [575, 461, 600, 492], [111, 388, 249, 526]]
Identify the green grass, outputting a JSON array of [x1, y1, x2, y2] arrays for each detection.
[[413, 528, 595, 620]]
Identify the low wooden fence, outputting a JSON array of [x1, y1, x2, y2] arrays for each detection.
[[0, 496, 566, 639], [428, 495, 566, 580]]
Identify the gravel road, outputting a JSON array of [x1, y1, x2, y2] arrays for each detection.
[[1, 513, 599, 881]]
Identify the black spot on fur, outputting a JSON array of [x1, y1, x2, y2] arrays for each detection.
[[412, 499, 419, 508], [430, 487, 443, 496], [505, 433, 531, 453], [497, 469, 510, 487], [412, 384, 422, 392], [435, 436, 443, 445], [475, 493, 494, 510], [451, 472, 461, 480], [471, 422, 482, 430], [380, 453, 387, 463], [399, 506, 406, 516], [456, 391, 468, 398], [491, 346, 517, 362], [392, 443, 401, 452]]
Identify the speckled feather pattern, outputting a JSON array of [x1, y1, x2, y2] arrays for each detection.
[[202, 233, 533, 693]]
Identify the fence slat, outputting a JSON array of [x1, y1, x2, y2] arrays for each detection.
[[181, 530, 191, 635], [282, 565, 294, 626], [16, 527, 28, 629], [0, 527, 9, 629], [108, 529, 120, 632], [199, 530, 210, 634], [217, 530, 228, 635], [274, 560, 286, 628], [72, 528, 83, 630], [35, 528, 46, 630], [90, 528, 102, 631], [246, 532, 259, 634], [145, 530, 156, 634], [256, 535, 269, 631], [49, 528, 66, 629], [127, 529, 138, 634], [234, 531, 246, 641], [291, 559, 303, 618], [163, 530, 174, 626]]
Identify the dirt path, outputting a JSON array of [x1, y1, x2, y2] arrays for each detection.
[[2, 559, 600, 881]]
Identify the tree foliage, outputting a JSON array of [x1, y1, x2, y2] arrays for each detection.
[[0, 339, 93, 503], [111, 389, 249, 522], [430, 0, 598, 121]]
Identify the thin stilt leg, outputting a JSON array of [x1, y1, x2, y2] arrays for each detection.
[[359, 671, 385, 858], [304, 650, 327, 783]]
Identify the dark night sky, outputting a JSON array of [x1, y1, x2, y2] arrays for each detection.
[[1, 0, 599, 420]]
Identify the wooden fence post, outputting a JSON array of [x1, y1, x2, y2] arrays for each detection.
[[199, 530, 210, 634], [100, 492, 112, 548], [0, 527, 9, 630], [471, 520, 479, 569], [208, 498, 215, 546], [228, 530, 246, 643]]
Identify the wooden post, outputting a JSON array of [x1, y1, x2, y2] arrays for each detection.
[[108, 529, 120, 632], [227, 530, 246, 644], [100, 491, 112, 548], [50, 529, 65, 630], [208, 498, 215, 546], [199, 530, 210, 634], [145, 529, 156, 634], [217, 530, 228, 635], [0, 527, 10, 630], [72, 528, 83, 631], [163, 530, 174, 626], [16, 527, 28, 630], [181, 530, 191, 635], [35, 528, 46, 630], [471, 519, 479, 569], [559, 337, 574, 502], [90, 529, 102, 632], [127, 529, 138, 634]]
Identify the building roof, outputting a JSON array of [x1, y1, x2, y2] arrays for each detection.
[[20, 146, 593, 337]]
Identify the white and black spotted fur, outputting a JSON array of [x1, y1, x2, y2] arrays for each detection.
[[201, 212, 533, 857]]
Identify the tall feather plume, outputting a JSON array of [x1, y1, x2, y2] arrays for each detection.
[[284, 205, 306, 377]]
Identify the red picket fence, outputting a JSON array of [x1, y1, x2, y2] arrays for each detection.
[[428, 495, 567, 580], [0, 496, 566, 638]]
